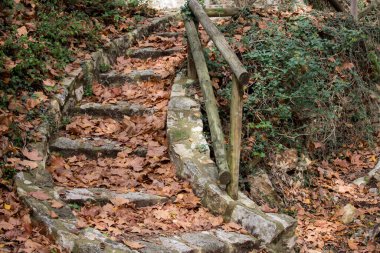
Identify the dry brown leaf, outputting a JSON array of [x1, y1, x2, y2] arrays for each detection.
[[110, 197, 130, 207], [76, 219, 87, 228], [18, 159, 38, 169], [17, 26, 28, 36], [347, 238, 358, 250], [22, 148, 43, 161], [49, 210, 58, 219], [29, 191, 51, 201], [0, 221, 15, 230], [123, 240, 145, 249], [50, 200, 64, 209]]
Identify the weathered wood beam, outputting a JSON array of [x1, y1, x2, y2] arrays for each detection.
[[187, 21, 199, 80], [226, 74, 243, 200], [184, 17, 231, 185], [351, 0, 358, 20], [205, 7, 240, 17], [188, 0, 250, 85]]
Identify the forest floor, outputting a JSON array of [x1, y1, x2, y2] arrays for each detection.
[[1, 2, 379, 253], [206, 6, 380, 253]]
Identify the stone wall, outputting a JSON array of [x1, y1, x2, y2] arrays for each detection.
[[167, 72, 297, 252]]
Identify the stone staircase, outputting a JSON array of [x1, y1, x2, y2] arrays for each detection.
[[12, 15, 297, 252], [39, 26, 261, 252]]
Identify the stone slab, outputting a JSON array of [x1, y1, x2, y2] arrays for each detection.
[[180, 232, 226, 253], [214, 230, 259, 253], [231, 205, 283, 244], [61, 188, 168, 207], [100, 69, 161, 86], [72, 101, 154, 118], [50, 137, 123, 158], [128, 47, 183, 59], [155, 32, 182, 37], [159, 237, 196, 253]]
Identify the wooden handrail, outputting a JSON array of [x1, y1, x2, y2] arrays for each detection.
[[184, 16, 231, 185], [184, 0, 248, 199], [188, 0, 250, 85], [227, 74, 243, 200]]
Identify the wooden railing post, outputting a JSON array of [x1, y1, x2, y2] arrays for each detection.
[[187, 0, 250, 199], [187, 20, 199, 80], [184, 17, 231, 185], [227, 74, 244, 200], [351, 0, 358, 20]]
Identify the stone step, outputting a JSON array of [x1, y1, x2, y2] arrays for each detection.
[[71, 101, 155, 118], [60, 188, 168, 207], [50, 137, 145, 158], [100, 69, 161, 86], [137, 230, 259, 253], [154, 31, 182, 38], [127, 47, 183, 59]]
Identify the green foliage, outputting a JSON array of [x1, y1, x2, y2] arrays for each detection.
[[99, 63, 111, 73], [1, 166, 17, 180], [214, 11, 378, 161], [0, 0, 14, 8], [84, 83, 93, 97], [0, 0, 155, 93], [68, 203, 82, 210]]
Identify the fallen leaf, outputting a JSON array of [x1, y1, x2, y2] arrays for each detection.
[[0, 221, 14, 230], [29, 191, 51, 201], [18, 159, 38, 169], [110, 197, 130, 207], [3, 203, 11, 210], [49, 210, 58, 218], [347, 238, 358, 250], [76, 219, 87, 228], [43, 79, 56, 87], [22, 148, 43, 161], [50, 200, 64, 209], [17, 26, 28, 36], [123, 240, 144, 249]]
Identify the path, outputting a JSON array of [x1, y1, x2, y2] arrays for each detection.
[[43, 19, 259, 252]]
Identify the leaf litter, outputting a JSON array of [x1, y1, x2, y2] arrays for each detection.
[[46, 22, 246, 245]]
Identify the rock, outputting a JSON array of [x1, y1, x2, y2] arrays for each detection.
[[134, 146, 147, 157], [127, 47, 182, 59], [72, 101, 154, 118], [231, 204, 283, 243], [180, 232, 226, 252], [168, 96, 200, 111], [247, 172, 282, 208], [138, 241, 175, 253], [369, 188, 378, 195], [353, 160, 380, 186], [100, 69, 161, 86], [159, 237, 196, 253], [50, 137, 123, 158], [116, 192, 167, 207], [353, 176, 369, 186], [61, 188, 167, 207], [369, 160, 380, 182], [341, 204, 358, 224], [155, 32, 181, 37], [202, 183, 236, 216], [214, 230, 259, 252], [75, 86, 84, 101]]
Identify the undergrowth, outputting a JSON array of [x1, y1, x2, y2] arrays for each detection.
[[0, 0, 155, 94], [208, 9, 379, 172]]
